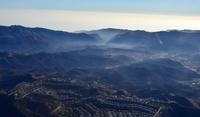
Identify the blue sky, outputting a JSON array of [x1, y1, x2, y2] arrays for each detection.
[[1, 0, 200, 16], [0, 0, 200, 31]]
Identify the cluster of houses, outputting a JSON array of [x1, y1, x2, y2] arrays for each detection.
[[55, 91, 165, 117], [7, 77, 166, 117]]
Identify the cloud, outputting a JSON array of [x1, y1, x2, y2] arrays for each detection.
[[0, 9, 200, 32]]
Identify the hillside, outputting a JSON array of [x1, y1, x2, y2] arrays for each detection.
[[107, 30, 200, 53], [0, 93, 58, 117], [0, 25, 101, 52], [116, 59, 200, 85]]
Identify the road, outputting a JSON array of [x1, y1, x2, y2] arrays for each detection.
[[15, 87, 43, 99], [153, 107, 162, 117], [50, 106, 62, 114]]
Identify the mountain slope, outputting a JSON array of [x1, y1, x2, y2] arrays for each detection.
[[0, 51, 129, 69], [0, 25, 101, 52], [107, 30, 200, 53], [116, 59, 200, 85]]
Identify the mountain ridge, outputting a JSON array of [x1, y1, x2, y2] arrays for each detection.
[[0, 25, 102, 52]]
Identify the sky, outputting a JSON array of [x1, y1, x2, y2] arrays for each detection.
[[0, 0, 200, 32]]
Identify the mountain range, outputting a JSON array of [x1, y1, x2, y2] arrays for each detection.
[[0, 25, 101, 53], [107, 30, 200, 53], [1, 25, 200, 54]]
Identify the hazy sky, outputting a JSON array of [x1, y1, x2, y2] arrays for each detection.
[[0, 0, 200, 32]]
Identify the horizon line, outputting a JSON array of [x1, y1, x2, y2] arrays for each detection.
[[1, 24, 199, 33]]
